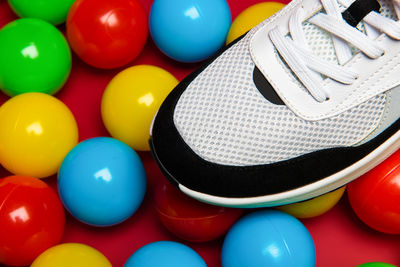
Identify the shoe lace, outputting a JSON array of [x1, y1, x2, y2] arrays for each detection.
[[269, 0, 400, 102]]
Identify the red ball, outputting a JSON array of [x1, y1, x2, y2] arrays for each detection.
[[0, 176, 65, 266], [348, 150, 400, 234], [66, 0, 148, 69], [155, 181, 243, 242]]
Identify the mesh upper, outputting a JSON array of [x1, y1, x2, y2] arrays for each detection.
[[173, 0, 391, 166]]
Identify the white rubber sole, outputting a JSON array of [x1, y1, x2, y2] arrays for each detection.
[[178, 129, 400, 208]]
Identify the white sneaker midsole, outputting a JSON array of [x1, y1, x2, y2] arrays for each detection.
[[179, 128, 400, 208]]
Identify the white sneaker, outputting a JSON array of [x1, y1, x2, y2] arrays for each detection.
[[150, 0, 400, 207]]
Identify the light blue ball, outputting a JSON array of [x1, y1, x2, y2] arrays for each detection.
[[124, 241, 206, 267], [58, 137, 146, 227], [222, 210, 316, 267], [149, 0, 231, 63]]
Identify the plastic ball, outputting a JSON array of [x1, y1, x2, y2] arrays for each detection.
[[101, 65, 178, 151], [226, 2, 285, 44], [31, 243, 112, 267], [58, 137, 146, 226], [8, 0, 75, 25], [149, 0, 231, 62], [277, 186, 346, 218], [155, 181, 242, 242], [0, 176, 65, 267], [348, 150, 400, 234], [67, 0, 148, 69], [221, 210, 315, 267], [0, 18, 71, 96], [356, 263, 397, 267], [125, 241, 206, 267], [0, 93, 78, 178]]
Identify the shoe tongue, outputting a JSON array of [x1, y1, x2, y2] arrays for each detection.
[[342, 0, 381, 26], [302, 0, 398, 65]]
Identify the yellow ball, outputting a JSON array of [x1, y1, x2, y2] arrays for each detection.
[[226, 2, 285, 44], [31, 243, 112, 267], [0, 93, 78, 178], [101, 65, 179, 151], [277, 186, 346, 218]]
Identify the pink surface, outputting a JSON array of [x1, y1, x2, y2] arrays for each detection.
[[0, 0, 399, 266]]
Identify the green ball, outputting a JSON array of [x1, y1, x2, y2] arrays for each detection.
[[0, 18, 71, 96], [8, 0, 75, 25], [357, 263, 397, 267]]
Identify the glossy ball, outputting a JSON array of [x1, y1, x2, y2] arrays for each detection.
[[149, 0, 231, 62], [0, 93, 78, 178], [58, 137, 146, 226], [31, 243, 112, 267], [348, 150, 400, 234], [101, 65, 178, 151], [0, 176, 65, 267], [8, 0, 75, 25], [67, 0, 148, 69], [125, 241, 206, 267], [226, 2, 285, 44], [0, 18, 71, 96], [155, 181, 242, 242], [277, 186, 346, 218], [222, 210, 315, 267], [356, 263, 397, 267]]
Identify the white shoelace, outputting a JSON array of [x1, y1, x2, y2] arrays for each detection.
[[269, 0, 400, 102]]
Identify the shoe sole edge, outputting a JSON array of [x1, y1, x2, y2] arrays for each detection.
[[177, 128, 400, 208]]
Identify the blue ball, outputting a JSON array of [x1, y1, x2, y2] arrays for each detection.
[[58, 137, 146, 226], [222, 210, 316, 267], [149, 0, 231, 63], [124, 241, 206, 267]]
